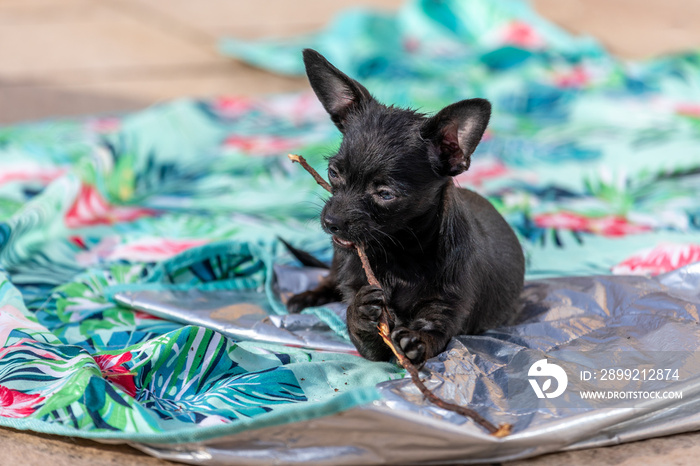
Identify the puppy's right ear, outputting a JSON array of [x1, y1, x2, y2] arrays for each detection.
[[303, 49, 373, 132]]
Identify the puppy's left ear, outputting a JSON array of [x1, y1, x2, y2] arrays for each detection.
[[420, 98, 491, 176]]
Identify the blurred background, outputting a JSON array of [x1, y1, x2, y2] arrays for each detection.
[[1, 0, 700, 124]]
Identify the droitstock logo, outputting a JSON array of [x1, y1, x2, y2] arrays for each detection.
[[528, 359, 568, 399]]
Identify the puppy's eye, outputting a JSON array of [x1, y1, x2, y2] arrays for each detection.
[[376, 190, 396, 201], [328, 168, 339, 180]]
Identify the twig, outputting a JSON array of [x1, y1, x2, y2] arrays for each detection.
[[356, 247, 510, 437], [288, 154, 332, 193], [287, 153, 511, 437]]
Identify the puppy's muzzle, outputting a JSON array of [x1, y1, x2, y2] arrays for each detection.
[[323, 213, 355, 248], [323, 213, 346, 235]]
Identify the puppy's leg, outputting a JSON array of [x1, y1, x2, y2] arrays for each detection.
[[286, 275, 342, 313], [286, 255, 342, 313], [391, 301, 462, 365], [346, 285, 394, 361]]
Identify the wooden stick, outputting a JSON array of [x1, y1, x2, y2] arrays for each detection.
[[287, 153, 511, 437], [288, 154, 332, 193], [355, 247, 510, 437]]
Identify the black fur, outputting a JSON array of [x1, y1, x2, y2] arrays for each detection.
[[287, 49, 525, 364]]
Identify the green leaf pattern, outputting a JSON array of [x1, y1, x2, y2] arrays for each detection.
[[2, 0, 700, 441]]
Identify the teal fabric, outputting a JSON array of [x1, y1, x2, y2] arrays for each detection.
[[1, 0, 700, 444], [222, 0, 700, 279]]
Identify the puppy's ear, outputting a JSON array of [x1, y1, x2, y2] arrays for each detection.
[[420, 99, 491, 176], [303, 49, 373, 132]]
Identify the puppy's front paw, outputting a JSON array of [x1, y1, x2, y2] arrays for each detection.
[[354, 285, 385, 323], [391, 327, 426, 365]]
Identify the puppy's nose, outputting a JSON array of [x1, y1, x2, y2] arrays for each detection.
[[323, 214, 346, 234]]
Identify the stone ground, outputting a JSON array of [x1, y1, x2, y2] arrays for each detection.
[[1, 0, 700, 464]]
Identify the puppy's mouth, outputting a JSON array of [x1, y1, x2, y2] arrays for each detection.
[[332, 236, 355, 249]]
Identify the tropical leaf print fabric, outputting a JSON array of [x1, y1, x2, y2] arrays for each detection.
[[1, 0, 700, 443], [222, 0, 700, 277], [0, 266, 400, 440]]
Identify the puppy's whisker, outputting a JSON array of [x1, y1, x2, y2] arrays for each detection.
[[373, 229, 395, 261], [312, 192, 330, 203], [300, 200, 324, 210], [302, 218, 322, 230], [405, 227, 425, 254], [367, 224, 399, 249], [366, 229, 389, 263]]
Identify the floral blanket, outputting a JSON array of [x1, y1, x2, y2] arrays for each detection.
[[2, 0, 700, 444]]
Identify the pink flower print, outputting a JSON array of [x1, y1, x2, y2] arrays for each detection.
[[93, 353, 137, 397], [500, 21, 545, 49], [534, 212, 651, 237], [0, 385, 45, 418], [222, 134, 299, 157], [65, 185, 156, 229], [612, 243, 700, 276]]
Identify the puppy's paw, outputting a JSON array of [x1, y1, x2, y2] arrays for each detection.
[[354, 285, 385, 322], [287, 288, 336, 313], [391, 327, 426, 365]]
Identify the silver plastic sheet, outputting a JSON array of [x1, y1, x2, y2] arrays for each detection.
[[113, 265, 356, 354], [126, 262, 700, 465]]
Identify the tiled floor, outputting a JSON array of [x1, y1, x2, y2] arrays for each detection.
[[1, 0, 700, 464]]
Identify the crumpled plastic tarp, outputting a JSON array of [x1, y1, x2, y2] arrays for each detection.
[[128, 262, 700, 464]]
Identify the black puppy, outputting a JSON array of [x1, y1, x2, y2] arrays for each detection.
[[288, 49, 525, 365]]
